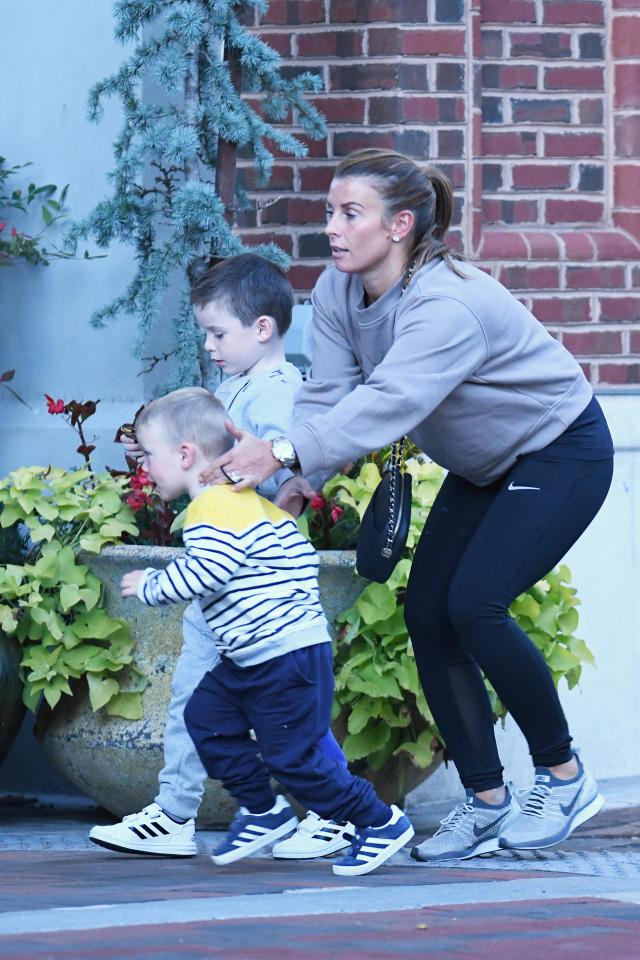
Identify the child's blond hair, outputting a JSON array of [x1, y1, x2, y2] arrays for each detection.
[[135, 388, 234, 461]]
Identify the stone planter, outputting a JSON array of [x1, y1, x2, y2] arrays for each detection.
[[40, 546, 367, 826], [0, 632, 26, 766]]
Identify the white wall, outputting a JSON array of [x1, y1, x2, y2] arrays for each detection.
[[0, 0, 145, 475]]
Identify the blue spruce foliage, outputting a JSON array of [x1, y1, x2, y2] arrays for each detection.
[[66, 0, 326, 385]]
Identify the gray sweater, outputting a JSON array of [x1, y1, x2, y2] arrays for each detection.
[[290, 259, 593, 487]]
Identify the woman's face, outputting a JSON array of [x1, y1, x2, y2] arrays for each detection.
[[325, 176, 396, 276]]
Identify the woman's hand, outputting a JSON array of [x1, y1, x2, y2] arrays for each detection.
[[199, 421, 281, 490], [274, 476, 317, 518]]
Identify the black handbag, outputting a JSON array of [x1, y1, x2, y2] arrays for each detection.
[[356, 439, 412, 583]]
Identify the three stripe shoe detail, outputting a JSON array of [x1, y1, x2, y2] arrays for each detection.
[[272, 811, 354, 859], [89, 803, 197, 857], [211, 795, 298, 865], [332, 806, 414, 876]]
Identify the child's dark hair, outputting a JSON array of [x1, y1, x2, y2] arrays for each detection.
[[190, 253, 294, 336]]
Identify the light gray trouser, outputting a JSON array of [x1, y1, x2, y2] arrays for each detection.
[[154, 602, 220, 821]]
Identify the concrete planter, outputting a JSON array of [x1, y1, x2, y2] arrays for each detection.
[[40, 546, 367, 826], [0, 633, 25, 766]]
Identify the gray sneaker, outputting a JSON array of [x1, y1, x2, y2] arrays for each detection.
[[411, 790, 519, 862], [499, 755, 604, 851]]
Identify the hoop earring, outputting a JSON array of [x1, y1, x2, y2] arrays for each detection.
[[392, 235, 400, 243]]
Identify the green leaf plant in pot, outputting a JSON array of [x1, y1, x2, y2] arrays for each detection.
[[301, 446, 595, 807], [0, 397, 162, 726]]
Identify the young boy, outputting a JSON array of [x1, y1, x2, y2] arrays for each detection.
[[118, 388, 414, 876], [90, 254, 349, 860]]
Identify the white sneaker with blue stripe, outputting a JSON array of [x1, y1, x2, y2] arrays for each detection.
[[211, 795, 298, 865], [499, 755, 604, 850], [332, 805, 414, 876], [272, 811, 355, 859]]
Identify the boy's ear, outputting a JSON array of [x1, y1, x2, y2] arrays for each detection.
[[179, 442, 197, 470], [255, 314, 276, 342]]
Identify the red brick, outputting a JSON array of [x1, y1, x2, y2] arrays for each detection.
[[631, 330, 640, 349], [546, 199, 604, 223], [560, 232, 596, 259], [563, 331, 623, 355], [310, 97, 366, 123], [261, 0, 325, 24], [482, 64, 538, 89], [333, 130, 398, 155], [299, 165, 335, 192], [612, 15, 640, 56], [297, 30, 363, 57], [479, 230, 529, 259], [368, 96, 439, 124], [288, 264, 325, 291], [402, 29, 466, 56], [579, 362, 593, 381], [614, 210, 640, 241], [613, 163, 640, 207], [237, 164, 295, 191], [545, 133, 604, 157], [482, 0, 537, 21], [257, 31, 292, 55], [500, 265, 560, 288], [544, 66, 604, 90], [615, 65, 640, 109], [512, 98, 571, 123], [512, 164, 572, 190], [261, 198, 326, 225], [598, 362, 640, 384], [613, 0, 640, 7], [615, 116, 640, 158], [510, 31, 572, 58], [483, 198, 539, 223], [329, 63, 397, 91], [589, 229, 640, 259], [438, 129, 465, 158], [599, 297, 640, 321], [578, 97, 605, 124], [566, 265, 626, 288], [532, 298, 592, 323], [543, 2, 605, 24], [524, 231, 563, 259], [239, 232, 294, 256], [482, 131, 537, 156], [329, 0, 430, 22]]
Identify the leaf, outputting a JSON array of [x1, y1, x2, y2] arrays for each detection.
[[87, 674, 119, 711], [356, 582, 397, 625], [105, 691, 143, 720], [342, 722, 390, 761], [60, 584, 82, 613], [557, 607, 579, 635], [394, 729, 435, 768]]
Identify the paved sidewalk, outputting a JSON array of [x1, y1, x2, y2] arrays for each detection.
[[0, 778, 639, 959]]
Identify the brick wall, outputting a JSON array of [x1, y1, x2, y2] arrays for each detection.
[[239, 0, 640, 386]]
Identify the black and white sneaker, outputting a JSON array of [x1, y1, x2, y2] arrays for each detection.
[[89, 803, 197, 857], [211, 795, 298, 865], [332, 806, 414, 876], [272, 811, 354, 859]]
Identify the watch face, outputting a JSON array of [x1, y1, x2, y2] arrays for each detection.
[[273, 438, 295, 465]]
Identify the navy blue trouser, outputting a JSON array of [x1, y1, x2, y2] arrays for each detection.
[[184, 642, 389, 826], [405, 434, 613, 793]]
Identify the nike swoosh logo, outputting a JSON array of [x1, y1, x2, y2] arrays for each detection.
[[473, 809, 511, 837], [508, 481, 541, 491], [560, 787, 585, 817]]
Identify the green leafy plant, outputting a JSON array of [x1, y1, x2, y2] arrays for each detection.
[[302, 447, 595, 803], [0, 391, 181, 720], [0, 156, 70, 267]]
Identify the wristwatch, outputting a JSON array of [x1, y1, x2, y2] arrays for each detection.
[[271, 436, 298, 469]]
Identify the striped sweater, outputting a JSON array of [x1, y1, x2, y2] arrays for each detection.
[[136, 485, 330, 666]]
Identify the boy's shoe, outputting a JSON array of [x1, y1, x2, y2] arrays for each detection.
[[89, 803, 197, 857], [332, 805, 414, 877], [272, 811, 354, 859], [411, 790, 518, 862], [499, 756, 604, 850], [211, 795, 298, 865]]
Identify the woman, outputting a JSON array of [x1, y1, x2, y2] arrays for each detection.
[[206, 149, 614, 862]]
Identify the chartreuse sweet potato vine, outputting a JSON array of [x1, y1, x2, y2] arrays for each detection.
[[315, 450, 594, 783], [0, 466, 146, 718]]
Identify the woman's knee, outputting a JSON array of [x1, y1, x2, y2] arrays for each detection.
[[447, 583, 505, 637]]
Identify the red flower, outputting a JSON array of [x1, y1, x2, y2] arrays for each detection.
[[0, 222, 5, 232], [330, 505, 344, 524], [44, 394, 66, 415], [310, 495, 326, 511], [131, 468, 153, 491], [126, 490, 153, 512], [10, 227, 17, 238]]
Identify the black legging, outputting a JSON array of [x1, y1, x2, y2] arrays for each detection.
[[404, 447, 613, 793]]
